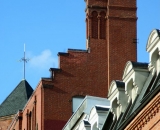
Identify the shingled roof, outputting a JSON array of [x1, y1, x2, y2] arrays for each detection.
[[0, 79, 33, 117]]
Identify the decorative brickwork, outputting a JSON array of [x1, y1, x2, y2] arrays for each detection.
[[125, 92, 160, 130]]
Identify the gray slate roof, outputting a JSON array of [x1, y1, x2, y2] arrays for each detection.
[[0, 79, 33, 117]]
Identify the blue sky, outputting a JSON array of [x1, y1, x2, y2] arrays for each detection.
[[0, 1, 160, 104]]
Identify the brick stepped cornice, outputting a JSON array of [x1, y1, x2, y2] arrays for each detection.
[[58, 52, 69, 56], [42, 47, 90, 81], [49, 68, 61, 72], [49, 68, 61, 80], [41, 80, 54, 88], [68, 48, 88, 53]]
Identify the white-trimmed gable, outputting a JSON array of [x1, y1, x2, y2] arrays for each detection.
[[123, 61, 149, 103], [108, 81, 117, 97], [146, 29, 160, 73], [122, 61, 133, 80], [89, 106, 110, 130], [146, 29, 160, 53], [108, 80, 127, 119]]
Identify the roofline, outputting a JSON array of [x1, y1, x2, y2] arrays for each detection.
[[21, 79, 42, 112], [63, 96, 110, 130], [118, 84, 160, 130]]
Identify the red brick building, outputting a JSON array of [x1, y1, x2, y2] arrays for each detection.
[[63, 29, 160, 130], [0, 0, 137, 129]]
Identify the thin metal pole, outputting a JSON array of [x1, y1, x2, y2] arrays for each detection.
[[19, 44, 29, 80], [24, 45, 25, 79]]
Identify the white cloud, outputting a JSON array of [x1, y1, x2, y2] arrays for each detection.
[[28, 50, 57, 70]]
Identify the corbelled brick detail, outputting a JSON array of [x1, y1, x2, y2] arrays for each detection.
[[125, 92, 160, 130]]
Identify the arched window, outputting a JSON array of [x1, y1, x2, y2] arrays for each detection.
[[92, 11, 98, 39], [126, 79, 137, 103], [112, 98, 121, 119], [100, 11, 106, 39], [29, 111, 32, 130], [32, 108, 35, 130]]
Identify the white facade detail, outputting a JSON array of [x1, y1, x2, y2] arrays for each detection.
[[147, 29, 160, 74], [89, 106, 109, 130], [108, 80, 127, 119], [122, 61, 149, 103], [63, 96, 110, 130]]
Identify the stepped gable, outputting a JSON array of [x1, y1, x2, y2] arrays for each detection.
[[0, 80, 33, 117], [6, 0, 137, 129]]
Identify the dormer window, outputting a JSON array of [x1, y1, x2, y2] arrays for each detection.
[[125, 79, 137, 103], [123, 61, 149, 103], [108, 80, 127, 120], [112, 98, 121, 119]]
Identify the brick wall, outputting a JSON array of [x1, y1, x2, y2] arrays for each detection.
[[0, 117, 13, 130], [42, 0, 137, 129], [6, 0, 137, 129], [20, 82, 42, 130], [125, 92, 160, 130]]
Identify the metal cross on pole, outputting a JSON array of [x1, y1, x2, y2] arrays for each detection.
[[19, 44, 30, 79]]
